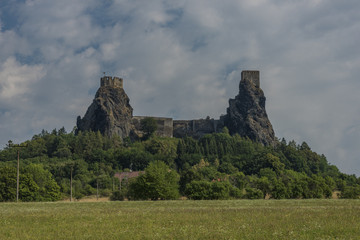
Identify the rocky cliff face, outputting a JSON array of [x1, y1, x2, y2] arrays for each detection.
[[76, 85, 133, 138], [222, 75, 276, 146]]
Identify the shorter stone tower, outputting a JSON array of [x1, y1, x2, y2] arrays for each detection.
[[100, 76, 123, 88], [241, 70, 260, 88]]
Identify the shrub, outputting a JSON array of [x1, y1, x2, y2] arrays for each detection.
[[185, 180, 241, 200], [340, 186, 360, 199], [110, 190, 125, 201], [244, 187, 263, 199]]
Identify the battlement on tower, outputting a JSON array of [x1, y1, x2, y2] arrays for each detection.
[[241, 70, 260, 88], [101, 76, 123, 88]]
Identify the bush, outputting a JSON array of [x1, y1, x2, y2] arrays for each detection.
[[340, 186, 360, 199], [100, 189, 112, 197], [271, 180, 288, 199], [185, 181, 212, 200], [229, 186, 243, 199], [244, 187, 263, 199], [211, 181, 231, 200], [185, 180, 241, 200], [110, 190, 126, 201], [74, 192, 84, 200]]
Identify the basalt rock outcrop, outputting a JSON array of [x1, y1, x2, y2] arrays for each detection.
[[222, 71, 275, 146], [76, 71, 276, 146], [76, 77, 133, 139]]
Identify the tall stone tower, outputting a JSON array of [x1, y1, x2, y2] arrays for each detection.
[[241, 70, 260, 88], [222, 70, 275, 146]]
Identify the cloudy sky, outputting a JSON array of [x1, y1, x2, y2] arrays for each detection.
[[1, 0, 359, 175]]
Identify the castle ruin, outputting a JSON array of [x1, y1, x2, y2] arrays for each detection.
[[77, 70, 276, 145]]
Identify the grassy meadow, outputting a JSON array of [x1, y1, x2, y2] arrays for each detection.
[[0, 199, 360, 239]]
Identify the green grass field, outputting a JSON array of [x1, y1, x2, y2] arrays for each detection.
[[0, 199, 360, 239]]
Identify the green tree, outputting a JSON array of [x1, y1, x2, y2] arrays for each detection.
[[222, 126, 230, 135], [0, 166, 17, 201], [145, 137, 178, 167], [211, 181, 232, 200], [0, 166, 42, 202], [117, 148, 154, 171], [271, 179, 288, 199], [140, 117, 158, 139], [128, 161, 179, 200], [218, 162, 238, 174], [229, 172, 247, 191], [255, 177, 272, 198], [19, 174, 40, 202], [25, 164, 61, 201], [54, 137, 72, 158]]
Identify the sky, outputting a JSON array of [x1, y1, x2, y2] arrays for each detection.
[[0, 0, 359, 176]]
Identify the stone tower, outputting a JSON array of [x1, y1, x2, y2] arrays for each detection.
[[100, 76, 123, 88], [241, 70, 260, 88]]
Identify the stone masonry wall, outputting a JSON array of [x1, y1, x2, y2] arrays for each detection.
[[101, 76, 123, 88], [241, 70, 260, 88], [173, 118, 220, 139]]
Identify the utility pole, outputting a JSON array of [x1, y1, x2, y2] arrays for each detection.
[[119, 176, 122, 191], [112, 178, 114, 192], [70, 165, 73, 202], [95, 163, 99, 201], [8, 141, 27, 202], [17, 150, 19, 202], [70, 166, 72, 202], [96, 176, 99, 201]]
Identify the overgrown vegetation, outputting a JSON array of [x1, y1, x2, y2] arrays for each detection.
[[0, 127, 359, 201]]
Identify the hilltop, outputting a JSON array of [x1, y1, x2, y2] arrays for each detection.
[[76, 71, 275, 145]]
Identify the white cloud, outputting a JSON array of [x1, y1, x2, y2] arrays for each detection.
[[0, 30, 31, 61], [18, 0, 100, 61], [0, 57, 45, 100]]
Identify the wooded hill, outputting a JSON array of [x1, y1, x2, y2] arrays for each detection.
[[1, 127, 359, 201]]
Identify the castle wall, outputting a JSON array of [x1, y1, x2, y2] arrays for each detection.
[[173, 118, 220, 139], [241, 70, 260, 88], [131, 116, 221, 139]]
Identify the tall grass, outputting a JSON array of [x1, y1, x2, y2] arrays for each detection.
[[0, 199, 359, 239]]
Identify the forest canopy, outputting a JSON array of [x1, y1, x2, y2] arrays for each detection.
[[1, 127, 359, 201]]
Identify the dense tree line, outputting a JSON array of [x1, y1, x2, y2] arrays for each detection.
[[0, 127, 359, 201]]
